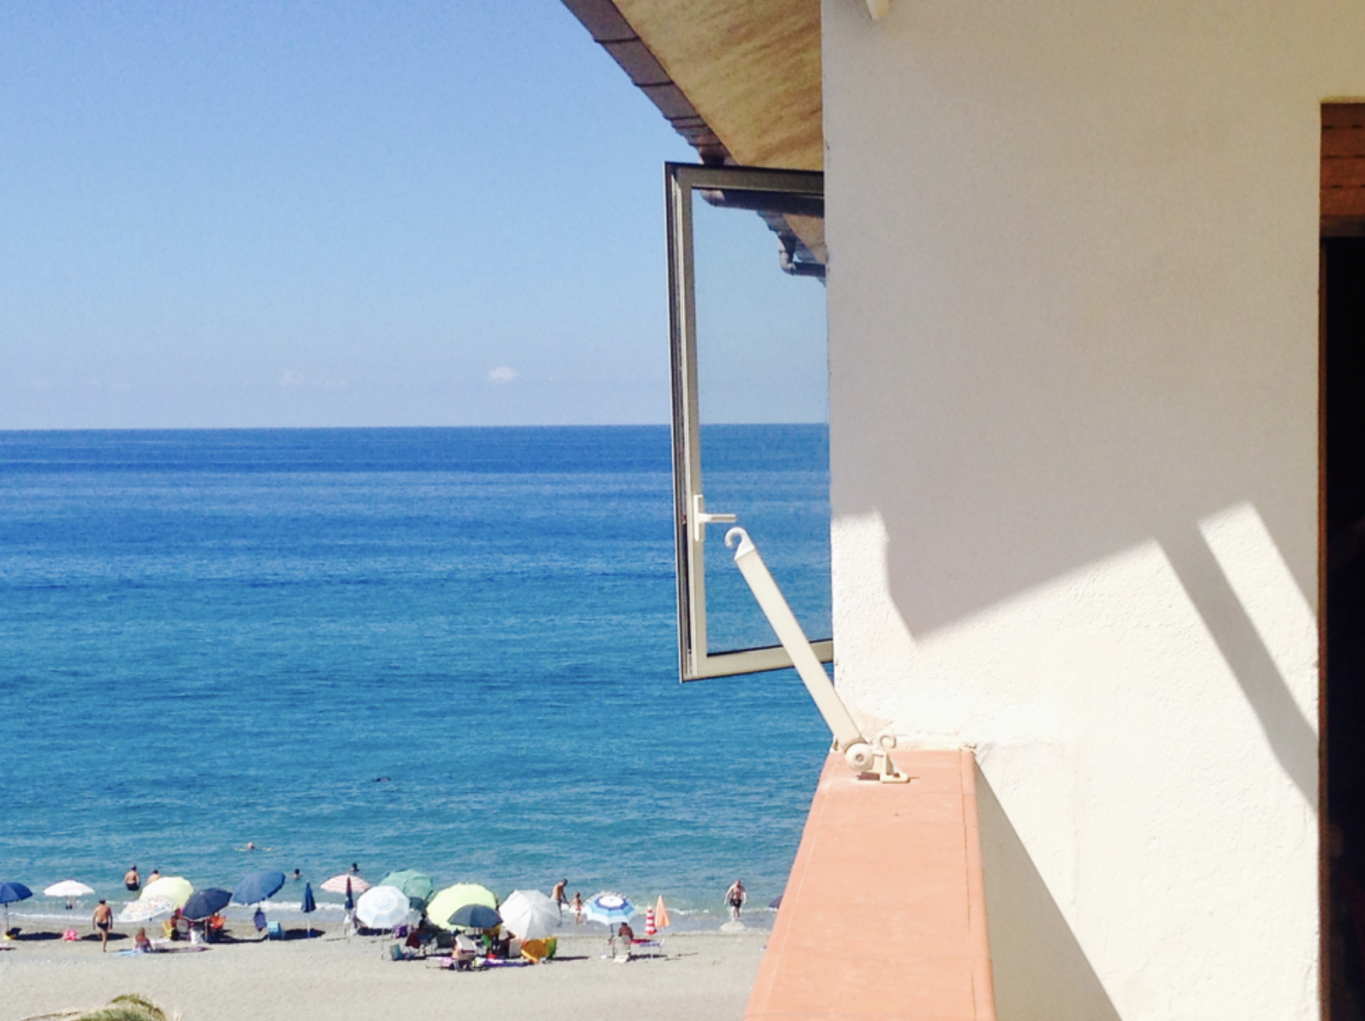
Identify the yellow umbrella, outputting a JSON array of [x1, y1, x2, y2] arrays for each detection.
[[425, 883, 497, 932], [140, 876, 193, 908]]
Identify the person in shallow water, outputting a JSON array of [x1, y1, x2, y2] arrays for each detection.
[[725, 879, 747, 921], [571, 892, 583, 922], [147, 868, 161, 885], [92, 899, 113, 952], [123, 865, 140, 892], [550, 878, 568, 907]]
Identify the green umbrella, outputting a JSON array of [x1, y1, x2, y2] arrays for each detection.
[[426, 883, 497, 933], [377, 870, 434, 908]]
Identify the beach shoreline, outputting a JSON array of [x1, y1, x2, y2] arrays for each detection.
[[1, 924, 767, 1021]]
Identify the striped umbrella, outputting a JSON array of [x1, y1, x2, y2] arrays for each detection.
[[583, 892, 636, 928], [321, 873, 370, 895]]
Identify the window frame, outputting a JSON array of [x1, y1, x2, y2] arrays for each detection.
[[665, 162, 833, 682]]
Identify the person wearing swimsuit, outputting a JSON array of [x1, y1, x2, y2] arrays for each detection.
[[725, 879, 747, 921], [92, 900, 113, 952], [124, 865, 140, 892]]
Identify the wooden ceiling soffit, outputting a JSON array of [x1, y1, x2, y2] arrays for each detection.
[[560, 0, 823, 172], [1324, 104, 1365, 235], [560, 0, 729, 164]]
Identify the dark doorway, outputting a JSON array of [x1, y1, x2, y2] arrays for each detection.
[[1325, 235, 1365, 1021]]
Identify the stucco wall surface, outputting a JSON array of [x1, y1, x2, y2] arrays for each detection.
[[821, 2, 1365, 1018]]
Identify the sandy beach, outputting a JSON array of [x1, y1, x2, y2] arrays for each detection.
[[0, 924, 766, 1021]]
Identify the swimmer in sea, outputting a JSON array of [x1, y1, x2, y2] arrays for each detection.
[[123, 865, 140, 892]]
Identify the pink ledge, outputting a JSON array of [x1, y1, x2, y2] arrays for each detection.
[[745, 748, 996, 1021]]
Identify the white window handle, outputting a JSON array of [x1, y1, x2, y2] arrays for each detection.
[[691, 494, 736, 543]]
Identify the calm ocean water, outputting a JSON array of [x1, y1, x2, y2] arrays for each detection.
[[0, 426, 831, 927]]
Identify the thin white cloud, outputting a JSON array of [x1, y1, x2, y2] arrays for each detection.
[[488, 366, 519, 384], [279, 369, 346, 389]]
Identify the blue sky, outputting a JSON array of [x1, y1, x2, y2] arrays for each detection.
[[0, 2, 826, 428]]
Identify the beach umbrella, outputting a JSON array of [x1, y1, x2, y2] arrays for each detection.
[[43, 880, 95, 900], [181, 888, 232, 921], [447, 904, 501, 931], [354, 885, 414, 930], [655, 895, 672, 929], [140, 876, 193, 909], [321, 873, 370, 895], [232, 870, 286, 905], [498, 889, 562, 940], [377, 869, 433, 907], [425, 883, 498, 933], [0, 882, 32, 934], [583, 892, 636, 928], [302, 882, 316, 938], [117, 895, 176, 924]]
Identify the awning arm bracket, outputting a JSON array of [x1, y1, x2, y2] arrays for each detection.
[[725, 527, 910, 783]]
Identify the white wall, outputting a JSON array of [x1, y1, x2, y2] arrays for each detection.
[[822, 2, 1365, 1018]]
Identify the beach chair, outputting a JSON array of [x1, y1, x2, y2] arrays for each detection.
[[266, 920, 284, 940], [630, 938, 666, 958]]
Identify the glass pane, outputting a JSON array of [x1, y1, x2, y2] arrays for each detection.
[[690, 188, 830, 655]]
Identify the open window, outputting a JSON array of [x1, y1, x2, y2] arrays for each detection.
[[666, 163, 831, 681]]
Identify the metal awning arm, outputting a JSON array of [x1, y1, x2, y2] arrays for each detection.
[[725, 527, 909, 783]]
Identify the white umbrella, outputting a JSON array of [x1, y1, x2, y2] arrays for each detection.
[[499, 889, 562, 940], [355, 885, 415, 930], [43, 880, 95, 899], [118, 895, 176, 924]]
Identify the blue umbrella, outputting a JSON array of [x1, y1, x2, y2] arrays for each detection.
[[182, 888, 232, 921], [0, 882, 33, 934], [447, 903, 501, 930], [301, 882, 317, 938], [232, 870, 286, 905], [583, 892, 636, 928]]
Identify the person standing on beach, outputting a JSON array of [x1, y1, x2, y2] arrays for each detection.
[[123, 865, 140, 892], [725, 879, 747, 921], [550, 878, 568, 908], [92, 899, 113, 952], [571, 892, 583, 923]]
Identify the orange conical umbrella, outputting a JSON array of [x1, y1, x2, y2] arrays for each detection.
[[654, 895, 671, 930]]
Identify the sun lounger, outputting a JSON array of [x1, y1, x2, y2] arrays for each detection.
[[630, 938, 665, 958]]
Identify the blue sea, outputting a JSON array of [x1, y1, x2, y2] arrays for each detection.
[[0, 426, 831, 928]]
